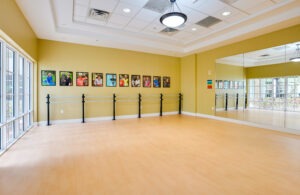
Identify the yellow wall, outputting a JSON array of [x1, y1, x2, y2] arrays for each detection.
[[180, 24, 300, 115], [180, 54, 197, 113], [38, 40, 180, 122], [0, 0, 37, 60], [246, 62, 300, 79]]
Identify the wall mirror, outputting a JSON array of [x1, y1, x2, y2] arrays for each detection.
[[215, 41, 300, 131]]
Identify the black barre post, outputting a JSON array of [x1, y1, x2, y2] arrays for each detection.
[[236, 93, 239, 110], [82, 94, 85, 123], [245, 93, 247, 109], [179, 93, 182, 114], [138, 93, 141, 118], [113, 93, 116, 120], [225, 93, 228, 111], [46, 94, 50, 126], [160, 93, 163, 116]]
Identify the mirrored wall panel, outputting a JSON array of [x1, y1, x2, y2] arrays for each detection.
[[215, 41, 300, 131]]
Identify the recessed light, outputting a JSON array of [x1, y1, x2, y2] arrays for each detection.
[[192, 27, 197, 31], [123, 8, 131, 13], [222, 11, 231, 16]]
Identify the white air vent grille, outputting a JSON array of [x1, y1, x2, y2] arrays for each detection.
[[196, 16, 222, 28], [89, 8, 110, 21], [143, 0, 170, 13]]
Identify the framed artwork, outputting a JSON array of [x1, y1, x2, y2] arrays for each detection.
[[143, 75, 151, 88], [163, 76, 170, 88], [119, 74, 129, 87], [106, 73, 117, 87], [41, 70, 56, 86], [131, 75, 141, 87], [153, 76, 161, 88], [76, 72, 89, 86], [92, 73, 103, 87], [59, 71, 73, 86]]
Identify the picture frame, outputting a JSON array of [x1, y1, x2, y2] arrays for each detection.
[[41, 70, 56, 86], [119, 74, 129, 87], [76, 72, 89, 86], [59, 71, 73, 86], [106, 73, 117, 87], [143, 75, 151, 88], [131, 75, 141, 87], [92, 73, 103, 87], [153, 76, 161, 88], [163, 76, 170, 88]]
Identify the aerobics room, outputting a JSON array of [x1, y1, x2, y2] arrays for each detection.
[[0, 0, 300, 194]]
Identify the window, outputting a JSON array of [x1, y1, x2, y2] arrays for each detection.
[[0, 39, 34, 153]]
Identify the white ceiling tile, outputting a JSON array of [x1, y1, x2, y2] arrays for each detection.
[[75, 0, 90, 6], [195, 0, 227, 15], [214, 5, 249, 22], [90, 0, 118, 12], [232, 0, 266, 13], [73, 15, 86, 22], [108, 13, 132, 27], [134, 9, 160, 22], [125, 19, 149, 31], [119, 0, 148, 7], [246, 0, 275, 14], [113, 2, 142, 17], [144, 19, 166, 33], [74, 4, 89, 17], [85, 18, 106, 26], [178, 0, 209, 9]]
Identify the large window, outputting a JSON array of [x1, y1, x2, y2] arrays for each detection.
[[248, 76, 300, 112], [0, 39, 33, 153]]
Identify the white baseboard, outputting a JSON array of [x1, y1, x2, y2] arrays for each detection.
[[185, 112, 300, 135], [182, 111, 197, 116], [38, 111, 179, 126]]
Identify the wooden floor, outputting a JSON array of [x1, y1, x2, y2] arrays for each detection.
[[0, 115, 300, 195]]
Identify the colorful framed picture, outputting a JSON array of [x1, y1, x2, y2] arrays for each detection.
[[76, 72, 89, 86], [41, 70, 56, 86], [119, 74, 129, 87], [131, 75, 141, 87], [92, 73, 103, 87], [163, 76, 170, 88], [153, 76, 161, 88], [106, 73, 117, 87], [59, 71, 73, 86], [143, 75, 151, 88]]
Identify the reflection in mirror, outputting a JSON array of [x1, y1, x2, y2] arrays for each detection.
[[215, 41, 300, 131]]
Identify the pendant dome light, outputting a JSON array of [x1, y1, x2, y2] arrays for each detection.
[[160, 0, 187, 28]]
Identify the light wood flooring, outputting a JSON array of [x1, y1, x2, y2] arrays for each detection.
[[0, 115, 300, 195]]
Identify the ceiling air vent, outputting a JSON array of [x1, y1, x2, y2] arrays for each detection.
[[196, 16, 222, 28], [143, 0, 170, 13], [160, 27, 179, 36], [89, 8, 110, 21]]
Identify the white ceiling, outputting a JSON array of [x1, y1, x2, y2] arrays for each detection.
[[15, 0, 300, 57], [216, 41, 300, 67]]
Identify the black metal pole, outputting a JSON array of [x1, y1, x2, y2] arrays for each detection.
[[236, 93, 239, 110], [160, 93, 163, 116], [46, 94, 50, 126], [245, 93, 247, 109], [113, 93, 116, 120], [138, 93, 141, 118], [225, 93, 228, 111], [82, 94, 85, 123], [179, 93, 182, 114]]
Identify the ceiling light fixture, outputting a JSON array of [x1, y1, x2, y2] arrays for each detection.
[[290, 44, 300, 62], [192, 27, 197, 31], [222, 11, 231, 16], [160, 0, 187, 28], [123, 8, 131, 13]]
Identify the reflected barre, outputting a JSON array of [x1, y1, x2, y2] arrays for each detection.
[[46, 93, 182, 126]]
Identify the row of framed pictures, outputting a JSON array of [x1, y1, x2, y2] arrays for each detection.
[[215, 80, 245, 89], [41, 70, 171, 88]]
